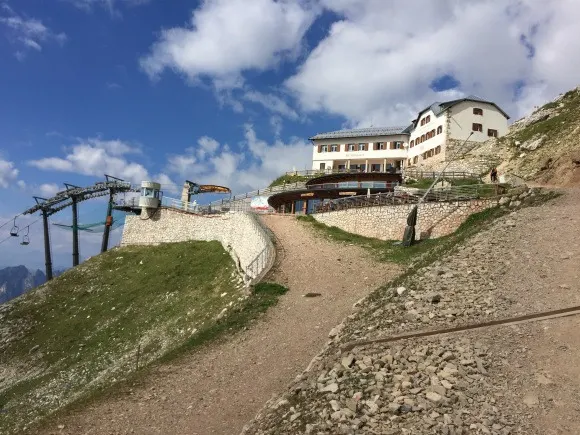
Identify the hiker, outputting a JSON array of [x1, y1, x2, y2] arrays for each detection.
[[490, 167, 498, 183]]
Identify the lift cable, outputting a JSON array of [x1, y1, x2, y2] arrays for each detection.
[[0, 217, 42, 246], [0, 213, 23, 230]]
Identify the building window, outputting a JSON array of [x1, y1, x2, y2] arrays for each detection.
[[371, 164, 381, 172], [319, 163, 326, 170], [437, 126, 443, 135], [320, 145, 328, 153], [358, 143, 366, 151], [421, 134, 425, 142], [426, 115, 431, 123], [488, 129, 498, 137], [410, 140, 415, 148], [431, 129, 435, 138], [377, 142, 387, 150], [435, 146, 441, 154], [394, 141, 403, 149], [472, 123, 483, 132], [337, 164, 346, 171], [330, 144, 338, 152], [420, 118, 425, 126], [413, 156, 418, 164], [348, 143, 356, 151], [473, 108, 483, 115]]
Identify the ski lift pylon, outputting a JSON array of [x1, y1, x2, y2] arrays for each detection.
[[10, 217, 19, 237], [20, 226, 30, 246]]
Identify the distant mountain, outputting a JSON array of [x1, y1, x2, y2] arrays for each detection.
[[0, 266, 52, 304]]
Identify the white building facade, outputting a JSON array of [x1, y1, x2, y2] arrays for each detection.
[[310, 127, 411, 173], [311, 96, 509, 172]]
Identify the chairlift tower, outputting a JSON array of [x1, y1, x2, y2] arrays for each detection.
[[23, 176, 136, 280]]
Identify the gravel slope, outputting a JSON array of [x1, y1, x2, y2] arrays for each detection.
[[244, 188, 580, 434]]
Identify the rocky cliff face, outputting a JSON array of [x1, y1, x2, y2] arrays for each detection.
[[499, 87, 580, 185], [0, 266, 46, 304]]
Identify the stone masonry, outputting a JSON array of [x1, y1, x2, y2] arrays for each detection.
[[312, 199, 498, 241], [121, 208, 273, 281]]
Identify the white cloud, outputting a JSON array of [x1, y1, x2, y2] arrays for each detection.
[[166, 124, 311, 193], [0, 158, 19, 188], [28, 138, 148, 184], [39, 183, 61, 197], [243, 90, 299, 120], [197, 136, 220, 157], [0, 7, 66, 58], [140, 0, 319, 89], [63, 0, 151, 16], [284, 0, 580, 126], [270, 115, 283, 137]]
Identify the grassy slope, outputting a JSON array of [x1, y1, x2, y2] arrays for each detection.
[[0, 241, 285, 434], [269, 174, 310, 187]]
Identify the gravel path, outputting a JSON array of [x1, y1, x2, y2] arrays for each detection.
[[35, 215, 400, 435], [244, 188, 580, 434]]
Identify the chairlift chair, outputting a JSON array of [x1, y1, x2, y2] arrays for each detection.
[[10, 217, 19, 237], [20, 226, 30, 246]]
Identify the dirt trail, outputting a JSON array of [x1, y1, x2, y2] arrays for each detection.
[[36, 215, 400, 435]]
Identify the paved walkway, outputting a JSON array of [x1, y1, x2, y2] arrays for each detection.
[[37, 215, 400, 435]]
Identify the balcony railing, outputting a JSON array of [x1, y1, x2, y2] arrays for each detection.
[[285, 167, 402, 177]]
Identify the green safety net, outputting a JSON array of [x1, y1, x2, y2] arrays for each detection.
[[53, 211, 127, 233]]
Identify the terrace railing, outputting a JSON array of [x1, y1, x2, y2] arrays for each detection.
[[404, 169, 480, 180], [285, 168, 402, 177], [314, 183, 509, 214]]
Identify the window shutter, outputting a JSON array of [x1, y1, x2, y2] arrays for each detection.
[[373, 143, 378, 150], [318, 145, 322, 153]]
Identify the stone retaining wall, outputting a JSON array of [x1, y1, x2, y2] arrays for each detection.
[[121, 208, 274, 282], [312, 199, 499, 240]]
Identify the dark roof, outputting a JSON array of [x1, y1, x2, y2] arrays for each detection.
[[415, 95, 510, 122], [309, 126, 409, 141], [310, 96, 509, 141]]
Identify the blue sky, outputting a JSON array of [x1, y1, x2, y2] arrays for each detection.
[[0, 0, 579, 269]]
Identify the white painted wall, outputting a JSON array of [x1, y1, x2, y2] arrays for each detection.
[[408, 110, 447, 159], [447, 101, 509, 142], [312, 134, 408, 170]]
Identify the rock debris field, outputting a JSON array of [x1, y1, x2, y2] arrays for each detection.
[[244, 188, 580, 434]]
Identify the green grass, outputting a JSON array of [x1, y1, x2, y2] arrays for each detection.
[[513, 88, 580, 144], [269, 174, 310, 187], [0, 241, 287, 434]]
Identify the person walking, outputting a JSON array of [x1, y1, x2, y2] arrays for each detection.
[[490, 167, 498, 183]]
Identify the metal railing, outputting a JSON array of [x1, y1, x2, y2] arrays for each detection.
[[314, 184, 509, 214], [206, 182, 307, 210], [285, 168, 402, 177], [242, 213, 276, 284], [404, 169, 480, 180]]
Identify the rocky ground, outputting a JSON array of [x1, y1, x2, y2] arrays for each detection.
[[243, 188, 580, 434]]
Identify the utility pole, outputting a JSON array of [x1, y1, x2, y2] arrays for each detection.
[[101, 174, 124, 253], [65, 184, 81, 267], [402, 132, 474, 247], [41, 208, 53, 281]]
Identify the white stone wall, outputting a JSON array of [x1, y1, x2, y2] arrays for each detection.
[[312, 199, 498, 240], [121, 209, 274, 282]]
